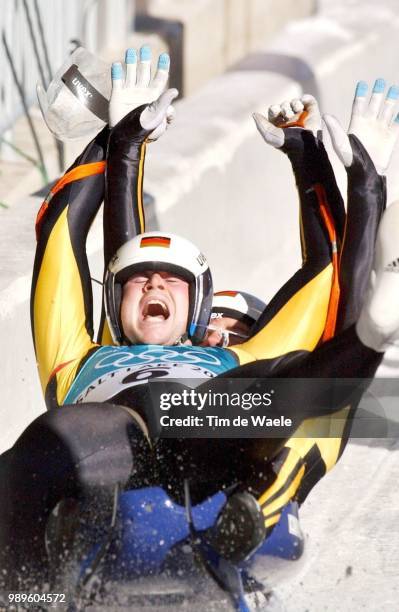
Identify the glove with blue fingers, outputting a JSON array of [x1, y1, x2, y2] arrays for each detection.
[[323, 79, 399, 175], [109, 45, 178, 141]]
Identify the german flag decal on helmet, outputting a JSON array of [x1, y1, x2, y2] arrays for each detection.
[[140, 236, 171, 248]]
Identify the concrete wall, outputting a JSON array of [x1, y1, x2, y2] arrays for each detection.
[[143, 1, 399, 299], [136, 0, 316, 94], [2, 0, 399, 451]]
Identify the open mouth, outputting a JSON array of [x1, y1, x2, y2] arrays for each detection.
[[142, 299, 170, 320]]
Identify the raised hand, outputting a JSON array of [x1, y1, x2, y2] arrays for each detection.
[[252, 91, 347, 268], [323, 79, 399, 174], [109, 46, 178, 140], [253, 94, 322, 148]]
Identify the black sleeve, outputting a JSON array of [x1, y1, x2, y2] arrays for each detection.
[[252, 128, 345, 334], [103, 105, 151, 267], [281, 128, 346, 250], [336, 134, 386, 332], [97, 107, 153, 343]]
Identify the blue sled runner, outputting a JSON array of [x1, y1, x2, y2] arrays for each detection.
[[56, 486, 304, 611]]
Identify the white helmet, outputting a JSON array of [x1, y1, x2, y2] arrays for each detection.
[[211, 291, 266, 328], [104, 232, 213, 345]]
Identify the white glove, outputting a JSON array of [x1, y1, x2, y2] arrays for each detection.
[[109, 45, 177, 140], [253, 94, 321, 148], [323, 79, 399, 174]]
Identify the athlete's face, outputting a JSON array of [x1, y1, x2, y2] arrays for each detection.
[[204, 316, 250, 347], [120, 270, 189, 345]]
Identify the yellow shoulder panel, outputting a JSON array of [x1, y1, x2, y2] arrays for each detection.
[[33, 208, 97, 394], [286, 406, 350, 472], [231, 264, 333, 364]]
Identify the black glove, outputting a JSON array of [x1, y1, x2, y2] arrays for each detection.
[[205, 491, 266, 563]]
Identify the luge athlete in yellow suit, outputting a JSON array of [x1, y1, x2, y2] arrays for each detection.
[[191, 84, 391, 538], [246, 83, 393, 534], [1, 51, 396, 587]]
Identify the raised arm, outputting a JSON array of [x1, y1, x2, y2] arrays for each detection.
[[255, 94, 345, 248], [324, 79, 399, 331], [31, 127, 108, 406], [104, 46, 174, 265], [245, 81, 399, 535], [232, 96, 344, 363], [98, 47, 177, 343]]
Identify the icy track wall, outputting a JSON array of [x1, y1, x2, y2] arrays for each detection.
[[2, 1, 399, 452]]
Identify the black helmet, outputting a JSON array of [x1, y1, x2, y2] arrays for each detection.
[[211, 291, 266, 328]]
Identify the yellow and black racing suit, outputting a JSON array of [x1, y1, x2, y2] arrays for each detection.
[[249, 126, 386, 532], [0, 106, 384, 583]]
